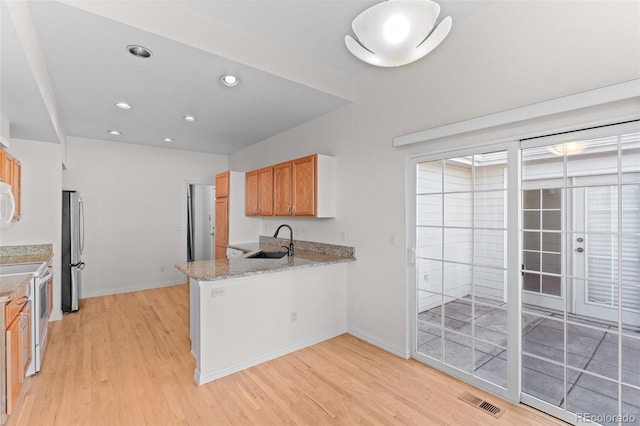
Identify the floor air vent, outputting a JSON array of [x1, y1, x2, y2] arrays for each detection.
[[458, 391, 505, 418]]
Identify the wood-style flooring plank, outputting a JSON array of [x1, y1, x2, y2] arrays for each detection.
[[7, 284, 565, 426]]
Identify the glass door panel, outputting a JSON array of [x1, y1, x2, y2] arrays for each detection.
[[521, 131, 640, 423], [414, 150, 510, 395]]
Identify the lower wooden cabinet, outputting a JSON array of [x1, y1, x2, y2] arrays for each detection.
[[214, 196, 229, 259], [5, 293, 31, 416]]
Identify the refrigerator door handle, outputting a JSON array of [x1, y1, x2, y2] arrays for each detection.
[[70, 261, 85, 270], [79, 198, 85, 255]]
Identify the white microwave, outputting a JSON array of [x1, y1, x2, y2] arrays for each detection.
[[0, 181, 16, 225]]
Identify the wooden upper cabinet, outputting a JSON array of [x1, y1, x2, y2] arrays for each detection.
[[1, 149, 12, 183], [1, 149, 22, 221], [244, 154, 334, 218], [215, 171, 229, 199], [245, 167, 273, 216], [245, 170, 258, 216], [257, 167, 274, 216], [273, 162, 292, 215], [12, 159, 21, 220], [291, 155, 316, 216]]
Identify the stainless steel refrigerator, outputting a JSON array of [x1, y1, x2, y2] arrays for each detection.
[[62, 190, 84, 313]]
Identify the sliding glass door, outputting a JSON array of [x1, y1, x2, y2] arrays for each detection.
[[410, 122, 640, 425], [520, 128, 640, 423], [411, 145, 520, 401]]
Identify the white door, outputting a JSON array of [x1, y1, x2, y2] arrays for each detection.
[[572, 180, 640, 326]]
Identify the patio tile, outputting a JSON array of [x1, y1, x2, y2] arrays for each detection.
[[522, 356, 566, 408], [567, 381, 619, 426], [475, 355, 508, 388], [622, 385, 640, 420], [572, 373, 619, 408], [417, 329, 439, 346], [475, 308, 508, 331], [592, 340, 618, 364], [525, 356, 581, 384]]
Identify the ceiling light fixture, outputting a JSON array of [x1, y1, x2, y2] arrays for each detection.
[[183, 115, 197, 122], [126, 44, 152, 59], [221, 74, 239, 87], [108, 130, 121, 135], [345, 0, 452, 67], [115, 102, 132, 110], [546, 141, 586, 156], [163, 138, 173, 143]]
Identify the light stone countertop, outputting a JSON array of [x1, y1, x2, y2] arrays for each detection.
[[226, 242, 260, 253], [0, 244, 53, 266], [0, 274, 32, 303], [176, 249, 355, 282]]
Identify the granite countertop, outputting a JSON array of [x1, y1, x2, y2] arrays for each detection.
[[0, 244, 53, 266], [176, 237, 355, 282], [227, 243, 260, 253], [0, 274, 32, 303]]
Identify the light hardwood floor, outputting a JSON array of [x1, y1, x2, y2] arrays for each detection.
[[8, 284, 564, 425]]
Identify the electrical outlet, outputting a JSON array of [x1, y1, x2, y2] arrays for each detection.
[[340, 231, 347, 241], [160, 266, 165, 273], [424, 273, 429, 280], [212, 287, 226, 298], [290, 310, 298, 323]]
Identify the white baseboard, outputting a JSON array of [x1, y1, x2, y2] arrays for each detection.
[[196, 326, 347, 385], [347, 326, 410, 359], [80, 279, 185, 299]]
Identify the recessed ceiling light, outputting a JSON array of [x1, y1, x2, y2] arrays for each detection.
[[108, 130, 121, 135], [163, 138, 173, 143], [221, 74, 239, 87], [183, 115, 197, 122], [126, 44, 152, 59], [115, 102, 132, 110]]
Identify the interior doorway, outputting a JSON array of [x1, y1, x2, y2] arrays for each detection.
[[187, 184, 215, 262]]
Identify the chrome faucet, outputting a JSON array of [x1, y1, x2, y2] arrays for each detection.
[[274, 224, 294, 256]]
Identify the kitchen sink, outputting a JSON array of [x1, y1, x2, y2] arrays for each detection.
[[246, 251, 288, 259]]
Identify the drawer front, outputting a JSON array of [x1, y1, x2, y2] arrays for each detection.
[[5, 281, 30, 325]]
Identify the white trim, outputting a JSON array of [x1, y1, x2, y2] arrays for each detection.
[[195, 326, 347, 385], [520, 120, 640, 149], [520, 394, 577, 425], [80, 279, 185, 299], [394, 79, 640, 147], [409, 141, 514, 162], [348, 326, 410, 359]]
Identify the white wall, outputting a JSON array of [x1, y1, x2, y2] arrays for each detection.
[[63, 136, 227, 297], [0, 139, 63, 320], [229, 1, 640, 355]]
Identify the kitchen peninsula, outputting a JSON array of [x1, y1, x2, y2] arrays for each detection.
[[175, 237, 355, 385]]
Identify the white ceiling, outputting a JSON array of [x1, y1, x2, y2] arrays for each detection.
[[0, 0, 489, 155]]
